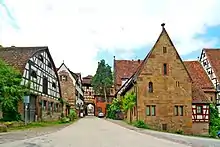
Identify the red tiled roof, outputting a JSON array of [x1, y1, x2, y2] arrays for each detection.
[[184, 61, 215, 91], [192, 83, 210, 104], [0, 46, 47, 73], [114, 60, 142, 87], [204, 48, 220, 82], [82, 75, 93, 85]]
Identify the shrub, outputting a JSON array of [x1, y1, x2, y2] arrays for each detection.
[[133, 120, 149, 129], [68, 109, 77, 121], [0, 124, 7, 132], [60, 117, 70, 123], [175, 130, 184, 134]]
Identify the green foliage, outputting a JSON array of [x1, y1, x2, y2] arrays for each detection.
[[209, 104, 220, 137], [0, 59, 29, 121], [175, 130, 184, 134], [122, 92, 136, 112], [106, 98, 122, 119], [92, 59, 113, 101], [68, 109, 77, 121], [60, 117, 70, 123], [133, 120, 149, 129]]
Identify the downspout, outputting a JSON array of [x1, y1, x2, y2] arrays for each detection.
[[132, 80, 138, 121]]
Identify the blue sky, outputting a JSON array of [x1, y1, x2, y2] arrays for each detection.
[[1, 0, 220, 76]]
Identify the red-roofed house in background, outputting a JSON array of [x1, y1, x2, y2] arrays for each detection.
[[0, 46, 62, 122], [200, 49, 220, 114], [114, 24, 211, 135], [113, 58, 142, 91]]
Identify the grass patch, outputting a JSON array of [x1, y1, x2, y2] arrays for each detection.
[[7, 119, 76, 131]]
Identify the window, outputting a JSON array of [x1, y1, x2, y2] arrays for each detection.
[[31, 70, 37, 78], [43, 76, 48, 94], [211, 97, 213, 101], [174, 106, 178, 116], [52, 82, 56, 88], [42, 100, 47, 110], [163, 63, 167, 75], [176, 81, 179, 87], [60, 75, 67, 81], [163, 47, 167, 53], [174, 105, 184, 116], [162, 124, 167, 131], [146, 106, 150, 116], [48, 62, 52, 68], [151, 105, 156, 116], [179, 106, 183, 116], [196, 106, 203, 114], [146, 105, 156, 116], [38, 54, 43, 62], [148, 82, 153, 93]]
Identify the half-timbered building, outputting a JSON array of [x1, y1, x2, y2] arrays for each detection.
[[57, 63, 84, 116], [0, 46, 62, 122], [184, 61, 213, 134], [199, 49, 220, 113]]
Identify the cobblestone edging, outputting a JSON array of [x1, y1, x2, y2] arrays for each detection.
[[106, 119, 220, 147], [0, 123, 72, 144]]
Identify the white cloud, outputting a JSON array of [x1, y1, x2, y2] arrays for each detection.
[[1, 0, 220, 76]]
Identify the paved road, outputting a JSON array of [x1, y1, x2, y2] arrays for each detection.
[[0, 117, 189, 147], [109, 119, 220, 147]]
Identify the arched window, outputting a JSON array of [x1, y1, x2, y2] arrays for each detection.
[[148, 82, 153, 93]]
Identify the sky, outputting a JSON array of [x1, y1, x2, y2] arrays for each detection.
[[1, 0, 220, 77]]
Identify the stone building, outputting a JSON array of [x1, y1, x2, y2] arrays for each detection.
[[57, 63, 84, 116], [0, 46, 62, 122], [115, 24, 211, 135]]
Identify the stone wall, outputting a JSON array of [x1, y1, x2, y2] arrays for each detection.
[[192, 123, 209, 135]]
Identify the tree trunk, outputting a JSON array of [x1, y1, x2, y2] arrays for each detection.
[[103, 87, 107, 103]]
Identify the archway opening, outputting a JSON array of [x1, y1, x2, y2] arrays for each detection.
[[86, 103, 95, 116]]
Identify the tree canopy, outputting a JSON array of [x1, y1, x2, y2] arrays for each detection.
[[0, 59, 28, 121], [91, 59, 113, 101]]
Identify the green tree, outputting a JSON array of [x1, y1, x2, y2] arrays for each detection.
[[122, 92, 136, 123], [92, 59, 113, 102], [209, 104, 220, 137], [0, 59, 28, 121]]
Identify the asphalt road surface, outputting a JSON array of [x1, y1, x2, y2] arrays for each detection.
[[0, 117, 214, 147]]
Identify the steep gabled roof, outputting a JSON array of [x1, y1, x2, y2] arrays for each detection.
[[184, 61, 215, 92], [116, 23, 192, 95], [114, 59, 142, 86], [0, 46, 48, 73], [203, 48, 220, 82]]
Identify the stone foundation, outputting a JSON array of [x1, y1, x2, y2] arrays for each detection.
[[192, 123, 209, 135]]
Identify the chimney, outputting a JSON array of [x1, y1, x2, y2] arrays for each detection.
[[138, 59, 140, 63]]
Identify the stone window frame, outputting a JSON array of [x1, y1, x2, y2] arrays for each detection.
[[148, 82, 153, 93], [163, 63, 168, 75], [146, 105, 156, 116], [174, 105, 184, 116], [163, 46, 167, 53]]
